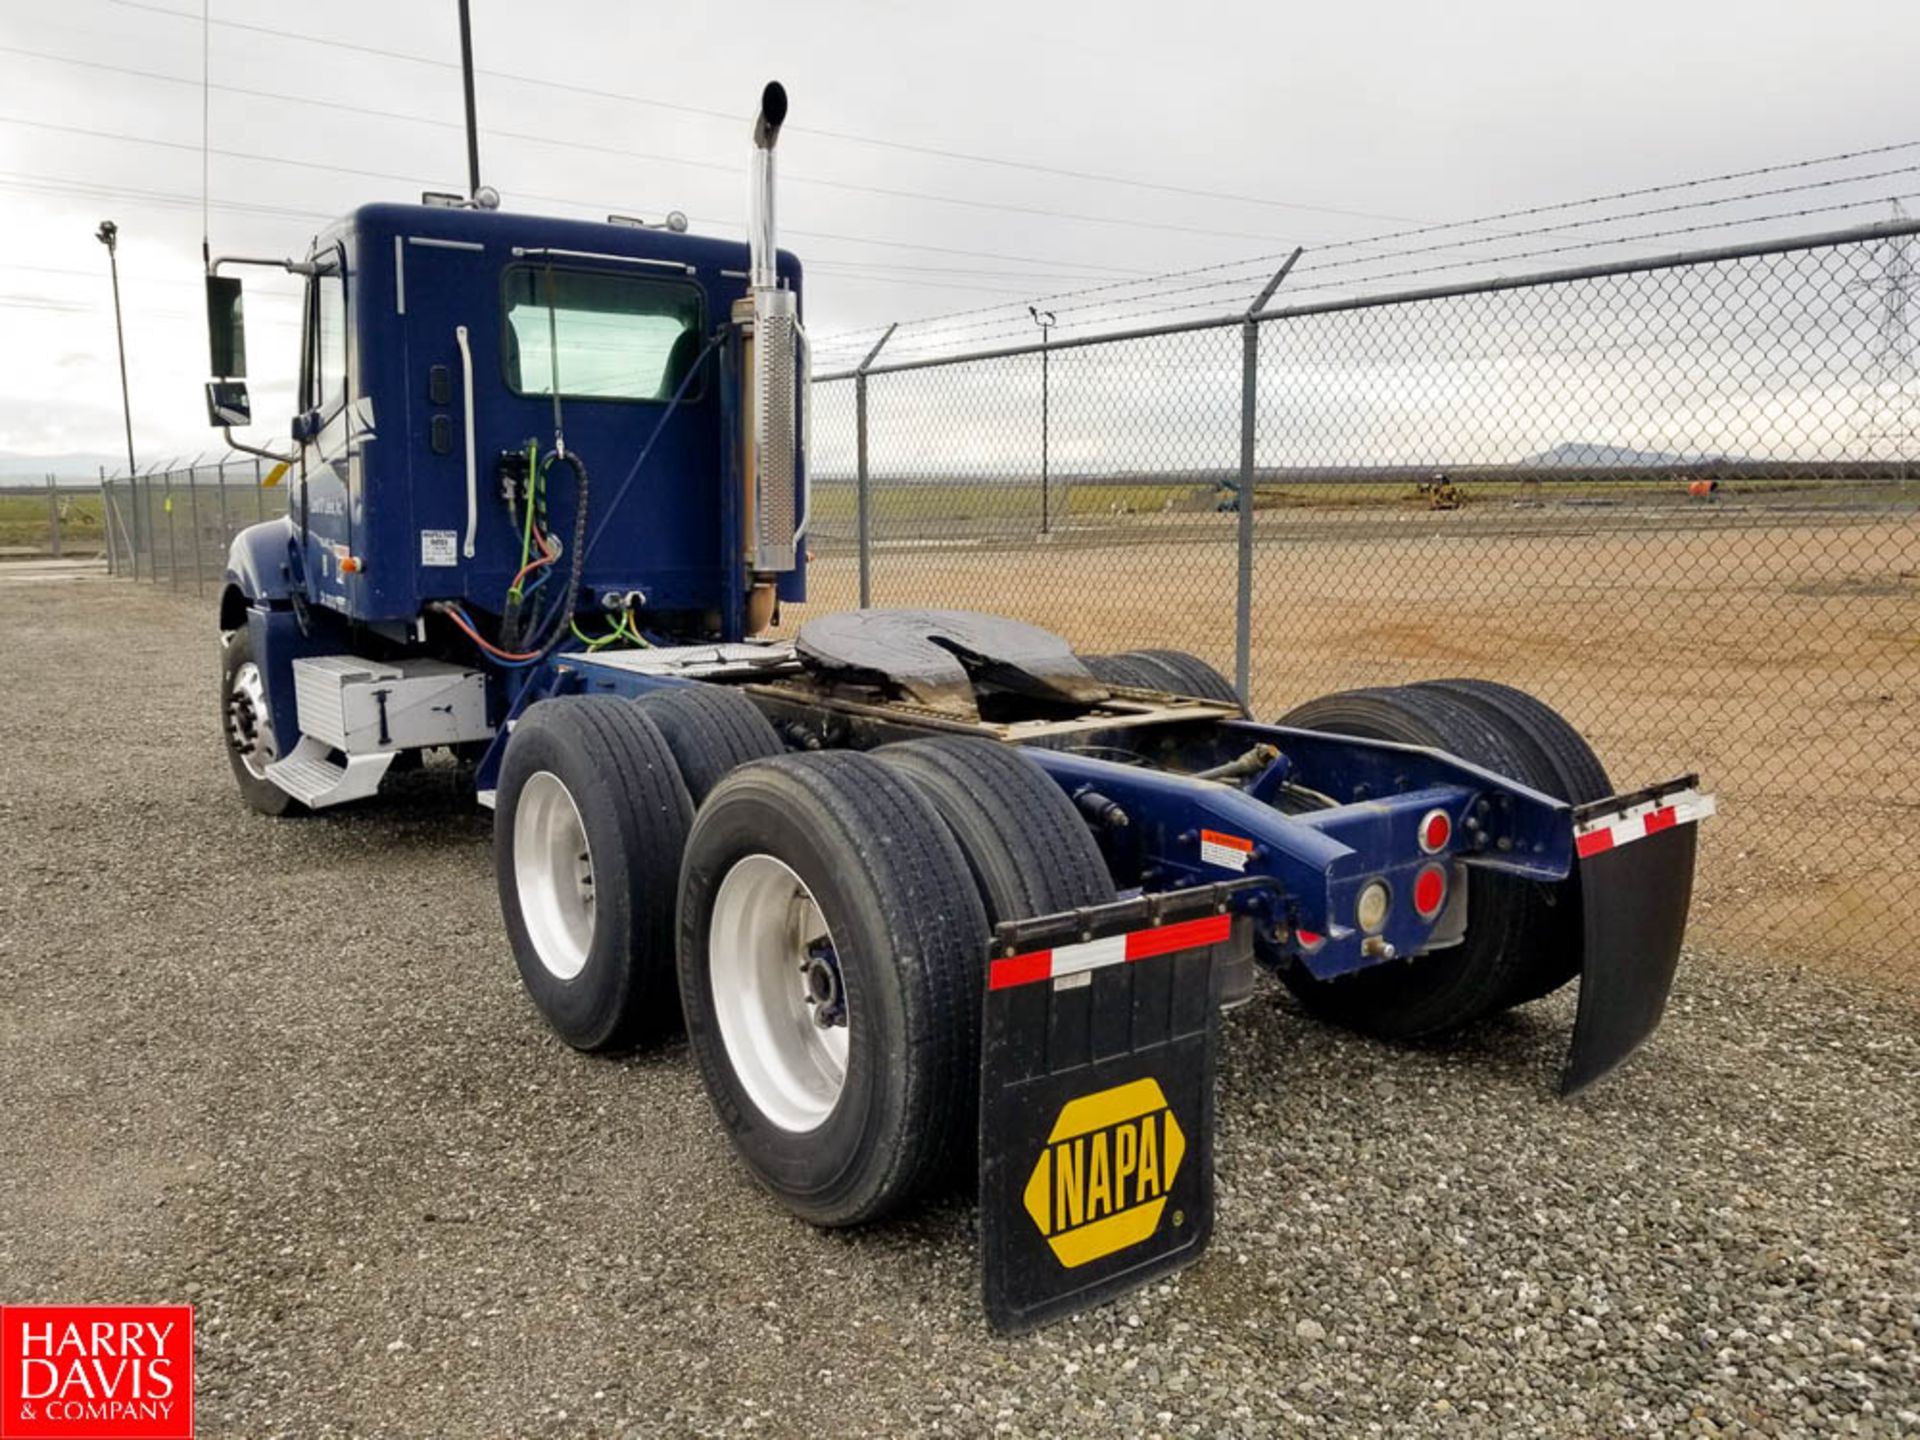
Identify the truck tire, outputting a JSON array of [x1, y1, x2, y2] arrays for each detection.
[[1082, 652, 1173, 691], [677, 752, 989, 1227], [1268, 686, 1549, 1039], [496, 697, 693, 1052], [873, 736, 1115, 925], [1413, 679, 1612, 1004], [1121, 649, 1246, 712], [220, 626, 300, 817], [633, 684, 784, 803], [1413, 679, 1611, 804]]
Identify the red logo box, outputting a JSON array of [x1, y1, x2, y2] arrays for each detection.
[[1, 1307, 193, 1440]]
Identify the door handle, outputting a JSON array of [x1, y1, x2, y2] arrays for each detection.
[[455, 324, 477, 559]]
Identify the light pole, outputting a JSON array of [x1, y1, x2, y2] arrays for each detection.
[[1029, 305, 1056, 534], [97, 219, 141, 573]]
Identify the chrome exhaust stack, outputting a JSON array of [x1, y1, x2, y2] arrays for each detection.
[[740, 80, 803, 583], [749, 81, 786, 290]]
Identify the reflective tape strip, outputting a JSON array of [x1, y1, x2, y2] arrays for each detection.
[[988, 913, 1232, 991], [1575, 789, 1716, 860]]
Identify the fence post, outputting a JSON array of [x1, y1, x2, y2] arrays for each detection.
[[131, 461, 146, 580], [216, 458, 231, 552], [46, 475, 61, 558], [164, 463, 180, 590], [109, 479, 130, 578], [186, 457, 206, 596], [254, 457, 266, 522], [141, 468, 156, 583], [1235, 321, 1257, 702], [99, 467, 115, 575], [853, 323, 897, 610], [1235, 250, 1304, 705]]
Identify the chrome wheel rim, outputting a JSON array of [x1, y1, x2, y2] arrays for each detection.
[[226, 659, 278, 780], [514, 771, 596, 981], [708, 854, 849, 1133]]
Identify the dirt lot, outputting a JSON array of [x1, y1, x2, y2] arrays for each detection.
[[799, 505, 1920, 985], [1, 566, 1916, 1438]]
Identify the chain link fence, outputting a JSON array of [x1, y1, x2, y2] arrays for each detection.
[[0, 459, 282, 587], [807, 218, 1920, 983], [52, 218, 1918, 980]]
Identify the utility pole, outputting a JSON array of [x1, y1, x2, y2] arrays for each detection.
[[97, 219, 141, 571], [1854, 201, 1918, 483], [1030, 306, 1056, 534], [97, 220, 137, 480]]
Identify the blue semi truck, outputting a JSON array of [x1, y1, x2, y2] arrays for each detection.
[[204, 82, 1713, 1330]]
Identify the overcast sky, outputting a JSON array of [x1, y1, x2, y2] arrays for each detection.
[[2, 0, 1917, 471]]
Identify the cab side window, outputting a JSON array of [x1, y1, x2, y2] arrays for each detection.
[[302, 270, 348, 419]]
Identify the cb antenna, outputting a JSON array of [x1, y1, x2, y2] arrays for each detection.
[[200, 0, 210, 270], [457, 0, 483, 202]]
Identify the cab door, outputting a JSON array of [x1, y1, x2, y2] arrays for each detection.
[[294, 246, 356, 612], [396, 234, 506, 605]]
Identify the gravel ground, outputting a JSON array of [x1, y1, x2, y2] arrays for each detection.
[[1, 565, 1916, 1439]]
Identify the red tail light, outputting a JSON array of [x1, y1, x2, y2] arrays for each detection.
[[1412, 863, 1447, 919]]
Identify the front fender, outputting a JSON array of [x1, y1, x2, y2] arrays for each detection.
[[224, 517, 302, 607]]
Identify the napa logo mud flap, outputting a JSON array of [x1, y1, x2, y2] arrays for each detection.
[[1023, 1077, 1186, 1267], [978, 893, 1236, 1333]]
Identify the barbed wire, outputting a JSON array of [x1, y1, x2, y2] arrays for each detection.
[[851, 187, 1920, 359], [815, 140, 1920, 365]]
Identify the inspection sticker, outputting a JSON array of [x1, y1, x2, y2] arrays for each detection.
[[420, 530, 458, 567], [1199, 829, 1252, 872]]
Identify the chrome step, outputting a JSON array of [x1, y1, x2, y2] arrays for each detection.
[[264, 736, 395, 809]]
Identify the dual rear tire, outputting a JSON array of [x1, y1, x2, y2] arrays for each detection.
[[1272, 680, 1609, 1038], [496, 696, 1114, 1226], [677, 738, 1116, 1224]]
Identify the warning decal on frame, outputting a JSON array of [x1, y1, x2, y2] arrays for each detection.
[[420, 530, 459, 567], [1199, 829, 1252, 872]]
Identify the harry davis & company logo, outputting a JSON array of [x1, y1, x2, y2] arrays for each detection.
[[1022, 1076, 1186, 1267], [1, 1305, 193, 1440]]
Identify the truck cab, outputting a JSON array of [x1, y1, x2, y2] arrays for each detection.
[[210, 85, 808, 813], [218, 202, 806, 643]]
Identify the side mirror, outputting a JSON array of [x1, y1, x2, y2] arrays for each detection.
[[206, 379, 251, 428], [206, 274, 248, 379]]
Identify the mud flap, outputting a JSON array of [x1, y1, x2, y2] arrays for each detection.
[[978, 886, 1246, 1334], [1561, 777, 1716, 1095]]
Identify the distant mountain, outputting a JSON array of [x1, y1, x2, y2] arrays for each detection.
[[1517, 442, 1736, 469]]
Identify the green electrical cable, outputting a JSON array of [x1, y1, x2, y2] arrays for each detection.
[[507, 439, 539, 602], [616, 609, 650, 648], [568, 616, 621, 651]]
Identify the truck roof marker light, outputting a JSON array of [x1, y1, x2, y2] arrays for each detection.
[[1419, 808, 1451, 853], [1412, 864, 1447, 920]]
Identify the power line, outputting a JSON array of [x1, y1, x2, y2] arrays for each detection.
[[0, 116, 1138, 299], [0, 42, 1150, 279], [56, 8, 1319, 252], [92, 0, 1435, 227]]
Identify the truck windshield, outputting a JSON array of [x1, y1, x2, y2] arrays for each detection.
[[503, 266, 703, 403]]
